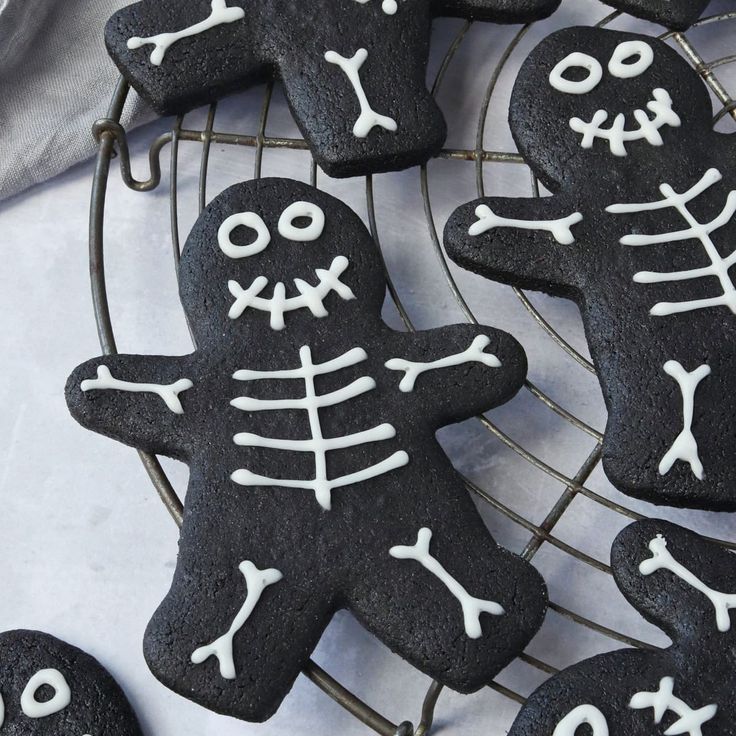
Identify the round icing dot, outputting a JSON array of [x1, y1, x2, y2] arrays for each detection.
[[278, 201, 326, 242], [21, 669, 71, 718], [549, 52, 603, 94], [382, 0, 398, 13], [218, 212, 271, 259], [609, 40, 654, 79]]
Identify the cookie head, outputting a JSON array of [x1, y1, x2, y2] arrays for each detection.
[[179, 178, 385, 345], [510, 28, 712, 188], [0, 630, 142, 736]]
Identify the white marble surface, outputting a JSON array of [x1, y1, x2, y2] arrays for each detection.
[[0, 2, 733, 735]]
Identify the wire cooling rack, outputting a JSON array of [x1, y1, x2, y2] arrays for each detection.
[[88, 4, 736, 735]]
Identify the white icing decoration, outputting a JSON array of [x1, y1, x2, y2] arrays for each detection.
[[0, 692, 4, 728], [227, 255, 356, 330], [640, 535, 736, 633], [218, 211, 270, 259], [549, 52, 603, 94], [553, 705, 609, 736], [126, 0, 245, 66], [630, 677, 717, 736], [81, 365, 193, 415], [385, 335, 502, 392], [20, 669, 71, 718], [324, 49, 398, 138], [277, 201, 325, 242], [231, 346, 409, 510], [659, 361, 710, 480], [389, 528, 504, 638], [354, 0, 398, 14], [608, 40, 654, 79], [606, 168, 736, 316], [469, 204, 583, 245], [569, 88, 680, 156], [191, 560, 282, 679]]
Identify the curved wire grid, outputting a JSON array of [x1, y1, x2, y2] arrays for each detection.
[[88, 6, 736, 735]]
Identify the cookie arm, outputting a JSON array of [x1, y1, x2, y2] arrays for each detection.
[[433, 0, 560, 23], [384, 324, 527, 425], [65, 354, 195, 460], [444, 196, 584, 295], [105, 1, 266, 116]]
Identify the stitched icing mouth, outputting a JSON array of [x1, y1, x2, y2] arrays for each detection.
[[227, 255, 356, 330], [569, 88, 681, 156]]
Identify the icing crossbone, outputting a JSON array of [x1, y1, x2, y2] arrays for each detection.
[[67, 179, 544, 722], [630, 677, 717, 736], [640, 535, 736, 632]]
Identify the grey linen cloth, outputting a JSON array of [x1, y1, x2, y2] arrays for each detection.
[[0, 0, 147, 201]]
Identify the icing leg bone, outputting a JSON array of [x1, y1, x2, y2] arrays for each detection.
[[469, 204, 583, 245], [389, 528, 504, 638], [606, 168, 736, 317], [227, 256, 356, 330], [630, 677, 717, 736], [81, 365, 193, 414], [324, 49, 398, 138], [658, 361, 710, 480], [126, 0, 245, 66], [640, 535, 736, 632], [385, 335, 502, 392], [553, 705, 609, 736], [191, 561, 283, 679]]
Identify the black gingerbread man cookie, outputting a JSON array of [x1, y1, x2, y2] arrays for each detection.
[[507, 519, 736, 736], [599, 1, 712, 30], [0, 630, 142, 736], [105, 0, 560, 178], [445, 27, 736, 510], [66, 178, 547, 722]]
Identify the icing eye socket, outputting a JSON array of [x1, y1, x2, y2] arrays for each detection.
[[21, 669, 71, 718], [278, 201, 326, 242], [608, 40, 654, 79], [218, 212, 271, 259], [549, 52, 603, 94]]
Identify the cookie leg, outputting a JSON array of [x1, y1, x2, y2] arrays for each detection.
[[143, 540, 336, 722], [346, 519, 547, 692]]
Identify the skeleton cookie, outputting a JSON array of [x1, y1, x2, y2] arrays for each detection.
[[507, 519, 736, 736], [445, 27, 736, 510], [66, 178, 547, 722], [105, 0, 560, 178], [0, 630, 142, 736]]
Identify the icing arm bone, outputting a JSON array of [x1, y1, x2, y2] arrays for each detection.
[[385, 335, 501, 392], [444, 196, 585, 293], [390, 528, 505, 639], [66, 355, 195, 459]]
